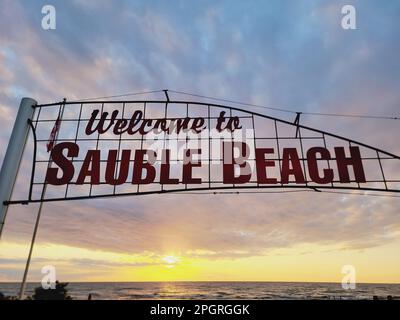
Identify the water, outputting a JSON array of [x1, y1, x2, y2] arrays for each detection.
[[1, 282, 400, 300]]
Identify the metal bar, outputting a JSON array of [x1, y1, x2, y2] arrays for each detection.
[[208, 105, 211, 189], [64, 103, 83, 198], [32, 115, 254, 123], [294, 112, 302, 138], [27, 120, 38, 201], [28, 178, 400, 187], [137, 102, 146, 193], [29, 105, 43, 199], [376, 150, 388, 190], [348, 141, 361, 189], [161, 100, 168, 191], [163, 89, 170, 102], [19, 100, 66, 299], [297, 127, 308, 185], [34, 136, 329, 142], [32, 156, 397, 163], [230, 108, 235, 188], [251, 114, 259, 187], [274, 120, 283, 186], [322, 133, 334, 188], [34, 100, 400, 160], [6, 184, 400, 206], [89, 103, 104, 197], [184, 103, 189, 191], [113, 102, 125, 195]]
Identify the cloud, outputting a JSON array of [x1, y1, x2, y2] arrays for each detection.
[[0, 257, 161, 269], [0, 0, 399, 269]]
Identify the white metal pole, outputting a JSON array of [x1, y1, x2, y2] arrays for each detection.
[[0, 97, 37, 239]]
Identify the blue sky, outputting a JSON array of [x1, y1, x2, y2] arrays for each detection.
[[0, 0, 400, 282]]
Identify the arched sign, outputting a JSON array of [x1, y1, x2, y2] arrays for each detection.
[[5, 98, 400, 206]]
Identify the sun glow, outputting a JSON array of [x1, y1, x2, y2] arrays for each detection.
[[162, 255, 180, 267], [1, 241, 400, 283]]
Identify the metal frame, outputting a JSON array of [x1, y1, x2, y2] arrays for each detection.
[[5, 99, 400, 206]]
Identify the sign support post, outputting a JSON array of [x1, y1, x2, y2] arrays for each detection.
[[18, 200, 45, 299], [0, 97, 37, 239], [18, 99, 65, 300]]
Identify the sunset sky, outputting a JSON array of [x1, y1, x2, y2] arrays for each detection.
[[1, 0, 400, 283]]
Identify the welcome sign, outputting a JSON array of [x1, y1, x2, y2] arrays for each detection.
[[5, 99, 400, 205]]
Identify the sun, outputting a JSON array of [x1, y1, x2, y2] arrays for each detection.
[[162, 255, 180, 268]]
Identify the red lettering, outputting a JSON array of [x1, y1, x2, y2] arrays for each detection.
[[182, 149, 202, 184], [76, 150, 101, 184], [132, 150, 157, 184], [335, 146, 366, 183], [307, 147, 334, 184], [160, 150, 179, 184], [223, 142, 251, 184], [105, 150, 131, 185], [255, 148, 277, 184], [281, 148, 305, 184], [45, 142, 79, 185]]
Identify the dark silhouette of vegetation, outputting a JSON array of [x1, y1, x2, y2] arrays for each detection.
[[0, 281, 74, 300], [0, 291, 18, 300], [32, 281, 72, 300]]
